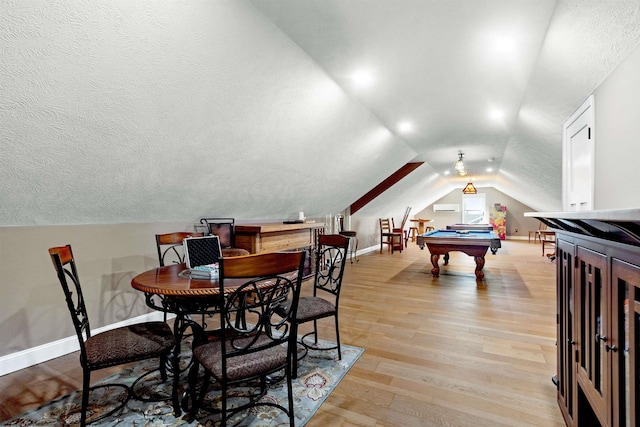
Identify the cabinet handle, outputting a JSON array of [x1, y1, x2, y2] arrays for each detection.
[[605, 344, 618, 353], [568, 339, 575, 345], [596, 334, 607, 343]]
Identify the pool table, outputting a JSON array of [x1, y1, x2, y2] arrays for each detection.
[[445, 224, 501, 254], [416, 229, 499, 280]]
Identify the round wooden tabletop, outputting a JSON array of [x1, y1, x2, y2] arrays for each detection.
[[131, 263, 229, 296], [131, 263, 290, 297]]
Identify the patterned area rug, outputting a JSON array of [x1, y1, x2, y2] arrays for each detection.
[[3, 340, 363, 426]]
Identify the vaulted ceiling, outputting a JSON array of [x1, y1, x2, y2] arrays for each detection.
[[3, 1, 640, 226], [251, 0, 640, 214]]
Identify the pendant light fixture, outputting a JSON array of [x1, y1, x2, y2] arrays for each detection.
[[454, 152, 467, 176]]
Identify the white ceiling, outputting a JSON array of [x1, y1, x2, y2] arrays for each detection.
[[3, 1, 640, 226], [251, 0, 640, 212]]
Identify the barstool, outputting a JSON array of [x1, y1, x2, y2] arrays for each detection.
[[336, 214, 358, 263], [408, 226, 418, 242]]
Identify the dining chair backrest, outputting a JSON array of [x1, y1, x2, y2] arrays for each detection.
[[156, 232, 204, 266], [200, 217, 237, 249], [49, 245, 91, 346], [380, 218, 392, 233], [313, 234, 349, 300], [217, 251, 306, 359]]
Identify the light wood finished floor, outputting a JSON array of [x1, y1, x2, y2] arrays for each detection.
[[0, 240, 565, 426]]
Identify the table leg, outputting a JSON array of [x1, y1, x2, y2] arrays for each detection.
[[169, 311, 205, 416], [430, 254, 440, 276], [171, 315, 185, 416], [443, 252, 450, 265], [474, 256, 485, 280]]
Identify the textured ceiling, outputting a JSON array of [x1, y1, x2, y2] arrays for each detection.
[[251, 0, 640, 213], [2, 1, 640, 226]]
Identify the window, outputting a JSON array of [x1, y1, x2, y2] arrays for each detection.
[[462, 193, 486, 224]]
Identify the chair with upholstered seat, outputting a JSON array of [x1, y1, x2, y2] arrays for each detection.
[[182, 251, 306, 427], [156, 231, 204, 267], [49, 245, 176, 427], [199, 218, 250, 257], [285, 234, 349, 378]]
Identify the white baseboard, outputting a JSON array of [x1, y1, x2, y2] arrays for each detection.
[[0, 311, 173, 377]]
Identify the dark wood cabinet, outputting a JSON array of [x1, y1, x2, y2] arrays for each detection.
[[556, 238, 577, 424], [527, 210, 640, 427], [610, 259, 639, 427]]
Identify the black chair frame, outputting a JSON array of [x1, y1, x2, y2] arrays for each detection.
[[291, 234, 349, 378], [49, 245, 175, 426], [182, 251, 306, 427]]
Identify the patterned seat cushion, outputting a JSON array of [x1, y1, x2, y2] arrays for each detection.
[[193, 335, 287, 382], [84, 321, 175, 369], [222, 248, 250, 257], [293, 296, 336, 322]]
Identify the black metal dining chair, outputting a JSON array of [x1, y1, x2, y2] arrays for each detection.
[[156, 231, 204, 267], [283, 233, 350, 378], [49, 245, 176, 427], [199, 217, 250, 257], [182, 251, 306, 426]]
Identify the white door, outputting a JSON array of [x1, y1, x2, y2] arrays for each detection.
[[563, 95, 594, 211], [462, 193, 486, 224]]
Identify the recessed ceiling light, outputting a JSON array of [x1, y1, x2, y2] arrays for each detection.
[[444, 170, 450, 176], [489, 109, 504, 121], [486, 167, 494, 172], [351, 69, 374, 88], [398, 122, 413, 133], [493, 37, 516, 54]]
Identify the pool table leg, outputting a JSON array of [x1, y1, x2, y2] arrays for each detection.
[[474, 256, 485, 280], [443, 252, 450, 265], [430, 254, 440, 276]]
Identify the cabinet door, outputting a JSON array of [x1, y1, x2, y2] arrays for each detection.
[[611, 258, 640, 427], [576, 246, 609, 425], [557, 239, 576, 425]]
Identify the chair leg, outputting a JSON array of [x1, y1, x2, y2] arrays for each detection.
[[334, 315, 342, 361], [221, 376, 228, 427], [312, 319, 319, 345], [185, 360, 205, 421], [159, 354, 168, 381], [291, 323, 300, 379], [286, 367, 295, 427], [81, 370, 90, 427]]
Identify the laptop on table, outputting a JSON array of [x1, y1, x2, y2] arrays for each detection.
[[183, 235, 222, 279]]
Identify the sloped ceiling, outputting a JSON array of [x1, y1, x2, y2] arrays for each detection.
[[251, 0, 640, 214], [2, 1, 640, 226]]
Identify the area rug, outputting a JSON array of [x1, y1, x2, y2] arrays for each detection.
[[3, 340, 363, 427]]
